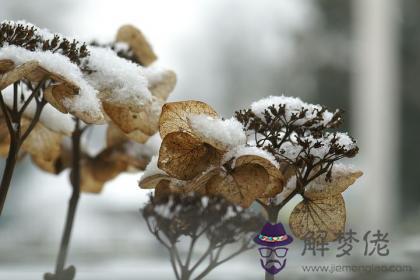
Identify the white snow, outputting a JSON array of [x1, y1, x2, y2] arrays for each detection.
[[0, 45, 103, 120], [141, 156, 167, 179], [188, 115, 247, 149], [201, 196, 209, 208], [222, 145, 279, 168], [279, 132, 356, 160], [273, 175, 297, 204], [251, 95, 337, 128], [113, 42, 131, 53], [304, 162, 359, 192], [1, 21, 155, 122], [85, 46, 152, 106], [154, 197, 175, 219], [2, 85, 74, 135], [142, 63, 167, 85]]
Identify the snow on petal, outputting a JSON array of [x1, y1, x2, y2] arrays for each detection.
[[222, 145, 279, 168], [188, 114, 246, 150], [86, 46, 152, 106], [0, 45, 102, 120]]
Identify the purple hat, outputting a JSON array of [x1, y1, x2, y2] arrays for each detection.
[[254, 222, 294, 247]]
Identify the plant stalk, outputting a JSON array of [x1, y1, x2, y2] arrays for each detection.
[[53, 119, 82, 277], [0, 81, 46, 216]]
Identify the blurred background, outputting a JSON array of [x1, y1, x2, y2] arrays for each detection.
[[0, 0, 419, 279]]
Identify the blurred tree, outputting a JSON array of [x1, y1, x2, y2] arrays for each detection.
[[203, 0, 353, 131], [400, 0, 420, 215]]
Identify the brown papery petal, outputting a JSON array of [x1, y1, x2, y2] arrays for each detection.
[[0, 60, 39, 90], [0, 112, 10, 157], [159, 100, 218, 139], [154, 180, 172, 201], [139, 173, 171, 189], [31, 154, 64, 174], [0, 59, 15, 74], [21, 119, 63, 163], [89, 148, 128, 182], [289, 195, 346, 242], [158, 131, 221, 180], [183, 167, 221, 194], [116, 25, 157, 66], [235, 155, 285, 198], [80, 160, 105, 193], [149, 70, 177, 101], [206, 164, 268, 208], [103, 98, 161, 136], [106, 124, 150, 146], [124, 130, 150, 144], [304, 170, 363, 200], [0, 134, 10, 157], [43, 85, 69, 114]]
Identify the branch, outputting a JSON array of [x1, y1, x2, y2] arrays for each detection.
[[189, 241, 214, 274], [185, 235, 197, 269], [145, 219, 171, 250], [169, 250, 181, 280], [18, 79, 46, 118], [0, 92, 14, 135], [12, 82, 18, 113], [172, 245, 184, 272], [20, 98, 46, 142]]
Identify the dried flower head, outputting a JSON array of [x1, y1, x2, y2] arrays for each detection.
[[142, 95, 361, 241], [143, 192, 263, 279], [140, 100, 284, 207]]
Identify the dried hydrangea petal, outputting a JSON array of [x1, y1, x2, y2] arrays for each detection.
[[116, 25, 157, 66], [159, 101, 218, 139], [158, 131, 221, 180], [21, 118, 63, 166], [103, 97, 161, 136], [235, 154, 285, 198], [289, 195, 346, 242], [148, 69, 177, 101], [304, 169, 363, 200], [206, 164, 268, 208], [0, 60, 39, 90], [0, 59, 15, 74], [139, 173, 172, 189], [79, 160, 105, 193]]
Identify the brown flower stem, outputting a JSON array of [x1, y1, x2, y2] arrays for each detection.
[[258, 188, 300, 280], [53, 119, 82, 278], [0, 81, 46, 216]]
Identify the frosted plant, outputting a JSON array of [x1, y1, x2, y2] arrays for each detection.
[[140, 96, 362, 243], [0, 21, 176, 280], [143, 193, 263, 280], [235, 95, 362, 240], [139, 100, 284, 208]]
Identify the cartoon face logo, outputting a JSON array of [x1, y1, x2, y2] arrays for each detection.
[[254, 223, 293, 275]]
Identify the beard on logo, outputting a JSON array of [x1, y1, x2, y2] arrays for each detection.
[[260, 258, 287, 275]]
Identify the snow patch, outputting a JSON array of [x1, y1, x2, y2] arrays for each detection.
[[86, 46, 152, 106], [188, 115, 246, 149], [251, 95, 336, 128], [222, 145, 279, 168], [142, 156, 167, 179], [0, 45, 102, 119]]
